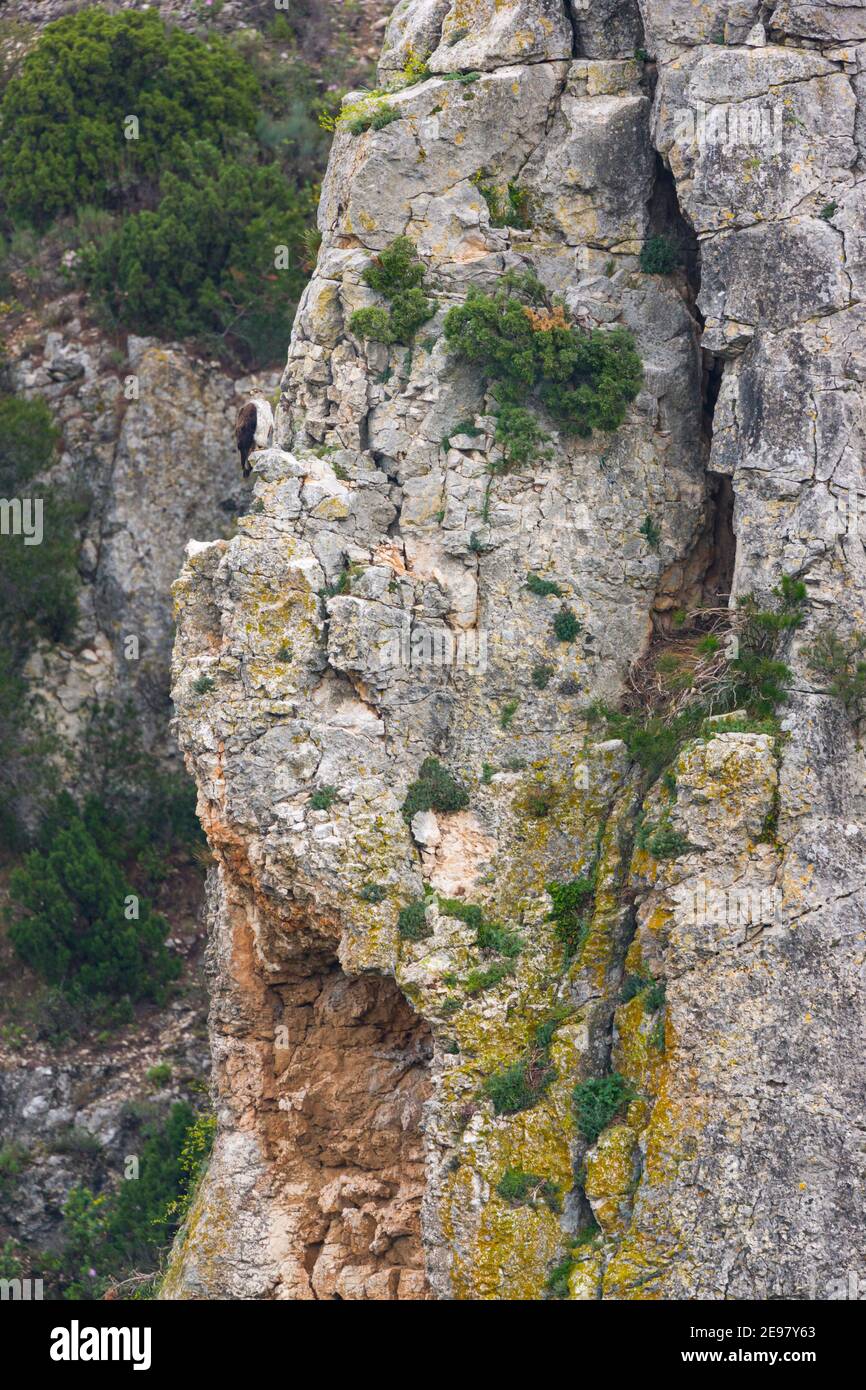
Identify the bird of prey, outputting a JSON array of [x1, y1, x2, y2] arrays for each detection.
[[235, 394, 275, 477]]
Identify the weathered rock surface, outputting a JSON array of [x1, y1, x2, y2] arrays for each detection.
[[0, 998, 209, 1258], [168, 0, 866, 1300], [8, 322, 272, 765]]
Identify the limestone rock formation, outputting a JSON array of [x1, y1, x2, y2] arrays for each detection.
[[9, 325, 270, 764], [167, 0, 866, 1299]]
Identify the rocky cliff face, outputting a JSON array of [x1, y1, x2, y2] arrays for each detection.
[[167, 0, 866, 1300], [8, 322, 269, 764]]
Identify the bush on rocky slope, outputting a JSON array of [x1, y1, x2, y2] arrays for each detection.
[[7, 793, 181, 1015], [0, 9, 258, 225], [81, 141, 313, 366], [0, 8, 352, 368], [47, 1100, 213, 1300], [443, 270, 643, 466]]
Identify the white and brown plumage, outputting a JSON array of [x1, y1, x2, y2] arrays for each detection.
[[235, 394, 274, 477]]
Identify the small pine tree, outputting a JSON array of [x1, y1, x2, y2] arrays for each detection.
[[8, 798, 180, 1006]]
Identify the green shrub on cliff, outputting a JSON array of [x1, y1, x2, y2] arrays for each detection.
[[806, 626, 866, 714], [547, 876, 594, 959], [0, 394, 80, 656], [443, 270, 643, 465], [402, 757, 469, 821], [0, 393, 82, 847], [573, 1073, 634, 1144], [350, 237, 435, 345], [639, 235, 680, 275], [496, 1168, 561, 1212]]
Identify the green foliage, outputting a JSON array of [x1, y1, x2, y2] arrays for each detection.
[[398, 899, 430, 941], [643, 823, 692, 860], [481, 1009, 566, 1115], [493, 402, 550, 468], [496, 1168, 561, 1212], [0, 392, 59, 494], [52, 1186, 110, 1300], [0, 393, 82, 845], [0, 394, 80, 658], [589, 701, 704, 783], [819, 201, 838, 221], [573, 1072, 634, 1144], [547, 876, 595, 959], [0, 1239, 22, 1281], [162, 1108, 216, 1226], [533, 1007, 573, 1052], [81, 141, 313, 368], [50, 1101, 212, 1299], [525, 787, 556, 818], [622, 972, 665, 1011], [526, 571, 563, 598], [553, 607, 581, 642], [0, 1142, 29, 1200], [320, 566, 354, 599], [402, 756, 469, 821], [73, 700, 205, 861], [471, 171, 533, 228], [48, 1126, 102, 1156], [351, 102, 400, 134], [731, 576, 807, 716], [531, 664, 554, 690], [442, 419, 483, 451], [0, 9, 371, 368], [350, 237, 435, 345], [7, 794, 180, 1009], [0, 9, 258, 225], [192, 675, 215, 695], [483, 1057, 553, 1116], [438, 897, 522, 958], [500, 698, 519, 729], [146, 1063, 172, 1088], [644, 978, 666, 1012], [543, 1225, 601, 1297], [310, 785, 337, 811], [639, 514, 661, 551], [544, 1255, 575, 1299], [320, 94, 400, 135], [620, 973, 646, 1003], [443, 271, 643, 466], [465, 961, 513, 995], [358, 882, 388, 904], [806, 626, 866, 715], [102, 1103, 194, 1267], [399, 48, 431, 86], [639, 235, 680, 275]]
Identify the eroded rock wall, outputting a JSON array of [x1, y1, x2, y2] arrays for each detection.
[[168, 0, 866, 1300]]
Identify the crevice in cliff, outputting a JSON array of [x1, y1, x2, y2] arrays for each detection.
[[646, 155, 700, 306], [562, 143, 741, 1284], [563, 0, 581, 58], [645, 151, 736, 626]]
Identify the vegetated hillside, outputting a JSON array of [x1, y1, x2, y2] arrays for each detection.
[[0, 0, 392, 1300]]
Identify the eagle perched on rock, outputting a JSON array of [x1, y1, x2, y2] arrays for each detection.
[[235, 393, 275, 477]]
